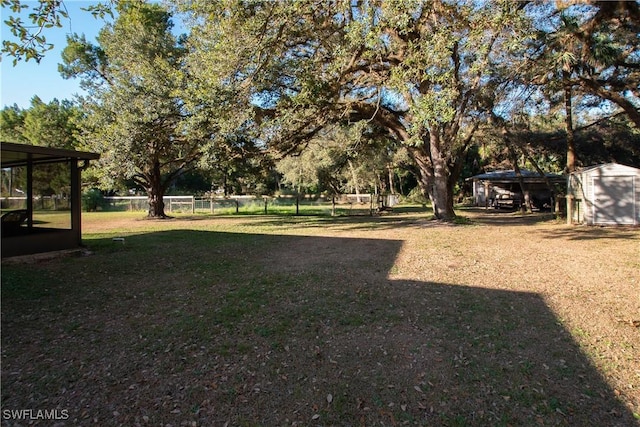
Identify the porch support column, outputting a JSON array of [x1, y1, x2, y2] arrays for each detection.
[[26, 154, 33, 229], [71, 159, 82, 245]]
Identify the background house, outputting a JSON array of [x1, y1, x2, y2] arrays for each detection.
[[568, 163, 640, 226]]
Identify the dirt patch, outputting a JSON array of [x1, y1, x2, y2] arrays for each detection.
[[2, 209, 638, 426]]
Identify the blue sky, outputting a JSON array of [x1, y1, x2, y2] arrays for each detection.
[[1, 1, 109, 109]]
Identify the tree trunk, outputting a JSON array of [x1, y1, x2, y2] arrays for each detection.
[[387, 163, 396, 195], [518, 144, 557, 212], [429, 133, 456, 220], [564, 71, 576, 224], [513, 164, 531, 213], [409, 142, 456, 221], [409, 146, 434, 203], [430, 163, 455, 219], [146, 161, 167, 218], [348, 160, 361, 203], [147, 190, 166, 218], [508, 145, 532, 213], [564, 71, 576, 174]]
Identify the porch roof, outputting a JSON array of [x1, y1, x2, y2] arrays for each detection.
[[1, 142, 100, 168]]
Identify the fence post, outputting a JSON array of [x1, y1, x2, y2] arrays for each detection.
[[264, 197, 268, 214], [296, 194, 299, 215], [192, 196, 195, 214], [235, 199, 239, 214], [210, 196, 214, 214], [370, 193, 374, 216]]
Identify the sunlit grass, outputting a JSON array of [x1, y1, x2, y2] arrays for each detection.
[[3, 208, 638, 426]]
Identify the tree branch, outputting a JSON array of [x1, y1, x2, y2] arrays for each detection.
[[577, 77, 640, 128]]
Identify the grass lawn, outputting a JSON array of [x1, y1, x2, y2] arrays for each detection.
[[2, 207, 639, 426]]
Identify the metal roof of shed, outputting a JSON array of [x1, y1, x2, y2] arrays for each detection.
[[467, 169, 565, 183], [569, 162, 640, 175]]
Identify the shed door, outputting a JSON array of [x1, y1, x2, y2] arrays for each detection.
[[593, 176, 636, 225]]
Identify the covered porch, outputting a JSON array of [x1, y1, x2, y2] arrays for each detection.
[[1, 142, 99, 258]]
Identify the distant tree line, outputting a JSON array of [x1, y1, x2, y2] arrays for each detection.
[[1, 0, 638, 218]]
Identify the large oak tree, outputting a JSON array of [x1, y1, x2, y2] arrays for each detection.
[[60, 1, 199, 217], [179, 0, 532, 220]]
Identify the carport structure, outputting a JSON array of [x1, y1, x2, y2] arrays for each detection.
[[1, 142, 99, 257], [467, 169, 565, 211]]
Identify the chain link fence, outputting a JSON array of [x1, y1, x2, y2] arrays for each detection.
[[102, 194, 399, 216]]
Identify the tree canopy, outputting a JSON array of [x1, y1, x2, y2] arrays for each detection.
[[0, 97, 80, 148], [179, 0, 536, 220], [60, 1, 198, 217], [2, 0, 638, 219]]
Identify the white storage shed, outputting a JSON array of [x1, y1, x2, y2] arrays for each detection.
[[567, 163, 640, 225]]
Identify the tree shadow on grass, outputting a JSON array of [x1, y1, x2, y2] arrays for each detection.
[[1, 230, 636, 426], [225, 207, 562, 232], [457, 208, 558, 227], [536, 226, 640, 241]]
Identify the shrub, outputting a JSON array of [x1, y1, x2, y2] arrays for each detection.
[[403, 186, 430, 205], [82, 188, 105, 212]]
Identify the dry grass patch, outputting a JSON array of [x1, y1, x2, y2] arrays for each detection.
[[2, 208, 638, 426]]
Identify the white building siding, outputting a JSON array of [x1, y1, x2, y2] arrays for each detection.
[[569, 163, 640, 225]]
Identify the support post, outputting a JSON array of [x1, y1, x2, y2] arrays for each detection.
[[566, 194, 574, 225], [71, 160, 82, 245], [26, 154, 33, 229], [484, 181, 490, 210]]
